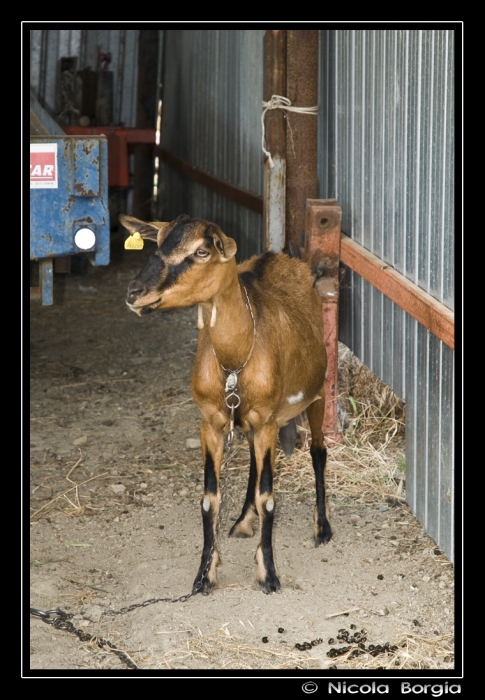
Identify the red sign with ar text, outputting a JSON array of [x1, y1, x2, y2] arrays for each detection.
[[30, 143, 58, 189]]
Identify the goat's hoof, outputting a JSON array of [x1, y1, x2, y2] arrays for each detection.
[[314, 522, 333, 547], [259, 575, 281, 595], [199, 580, 215, 596], [193, 575, 215, 596]]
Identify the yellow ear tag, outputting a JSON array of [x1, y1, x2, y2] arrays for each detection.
[[124, 231, 144, 250]]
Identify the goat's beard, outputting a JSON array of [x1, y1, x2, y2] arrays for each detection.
[[126, 300, 160, 316]]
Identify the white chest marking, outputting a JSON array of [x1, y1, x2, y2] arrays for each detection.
[[287, 391, 304, 405]]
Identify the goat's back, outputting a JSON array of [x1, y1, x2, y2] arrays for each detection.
[[237, 251, 322, 335]]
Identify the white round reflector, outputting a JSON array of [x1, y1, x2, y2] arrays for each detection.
[[74, 228, 96, 250]]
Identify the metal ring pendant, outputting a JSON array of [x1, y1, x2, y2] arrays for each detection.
[[225, 392, 241, 409]]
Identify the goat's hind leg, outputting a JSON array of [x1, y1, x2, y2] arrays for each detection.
[[194, 420, 224, 595], [306, 397, 333, 546], [228, 431, 257, 538]]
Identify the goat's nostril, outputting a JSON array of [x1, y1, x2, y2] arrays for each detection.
[[127, 281, 146, 303]]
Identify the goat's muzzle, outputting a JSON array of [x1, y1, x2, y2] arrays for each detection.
[[127, 279, 148, 304], [126, 280, 160, 314]]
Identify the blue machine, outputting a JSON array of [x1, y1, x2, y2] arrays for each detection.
[[30, 93, 110, 304]]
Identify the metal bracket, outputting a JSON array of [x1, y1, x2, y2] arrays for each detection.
[[305, 198, 342, 440]]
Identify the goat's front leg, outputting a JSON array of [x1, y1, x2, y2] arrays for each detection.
[[254, 421, 281, 594], [194, 419, 224, 595]]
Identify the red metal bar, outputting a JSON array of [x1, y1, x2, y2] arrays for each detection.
[[305, 199, 342, 441], [340, 234, 455, 350], [62, 126, 156, 144], [106, 132, 129, 187]]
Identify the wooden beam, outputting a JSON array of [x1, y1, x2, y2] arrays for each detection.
[[340, 234, 454, 350]]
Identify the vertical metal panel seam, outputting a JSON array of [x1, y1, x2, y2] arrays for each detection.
[[390, 32, 398, 391], [359, 32, 365, 361], [437, 339, 443, 543], [349, 31, 356, 351], [440, 32, 449, 303], [370, 31, 378, 376], [380, 33, 387, 378], [411, 318, 418, 513], [426, 32, 435, 296], [402, 31, 408, 280], [424, 329, 430, 528], [451, 350, 455, 552], [414, 31, 422, 286]]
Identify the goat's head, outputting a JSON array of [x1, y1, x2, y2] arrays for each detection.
[[120, 214, 237, 315]]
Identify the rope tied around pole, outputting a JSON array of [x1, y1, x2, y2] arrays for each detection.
[[261, 95, 318, 168]]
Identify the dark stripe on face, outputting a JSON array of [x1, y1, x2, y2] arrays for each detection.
[[204, 452, 217, 494], [133, 254, 164, 290], [163, 257, 195, 289], [238, 251, 275, 288], [259, 448, 273, 495], [159, 216, 193, 256]]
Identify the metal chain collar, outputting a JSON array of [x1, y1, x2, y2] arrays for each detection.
[[213, 285, 256, 414]]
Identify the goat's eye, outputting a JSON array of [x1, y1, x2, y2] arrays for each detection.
[[196, 249, 209, 258]]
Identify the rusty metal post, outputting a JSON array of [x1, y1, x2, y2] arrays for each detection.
[[133, 30, 159, 221], [286, 30, 319, 256], [305, 199, 342, 441], [262, 30, 286, 252]]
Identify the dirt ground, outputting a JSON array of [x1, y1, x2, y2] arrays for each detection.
[[28, 233, 455, 676]]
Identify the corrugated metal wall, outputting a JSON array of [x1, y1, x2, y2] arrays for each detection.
[[29, 28, 140, 127], [319, 29, 455, 561], [157, 29, 264, 261]]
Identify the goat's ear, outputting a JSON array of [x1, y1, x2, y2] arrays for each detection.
[[119, 215, 171, 244], [210, 227, 237, 262]]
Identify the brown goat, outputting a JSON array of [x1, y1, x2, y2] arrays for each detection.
[[121, 214, 332, 594]]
